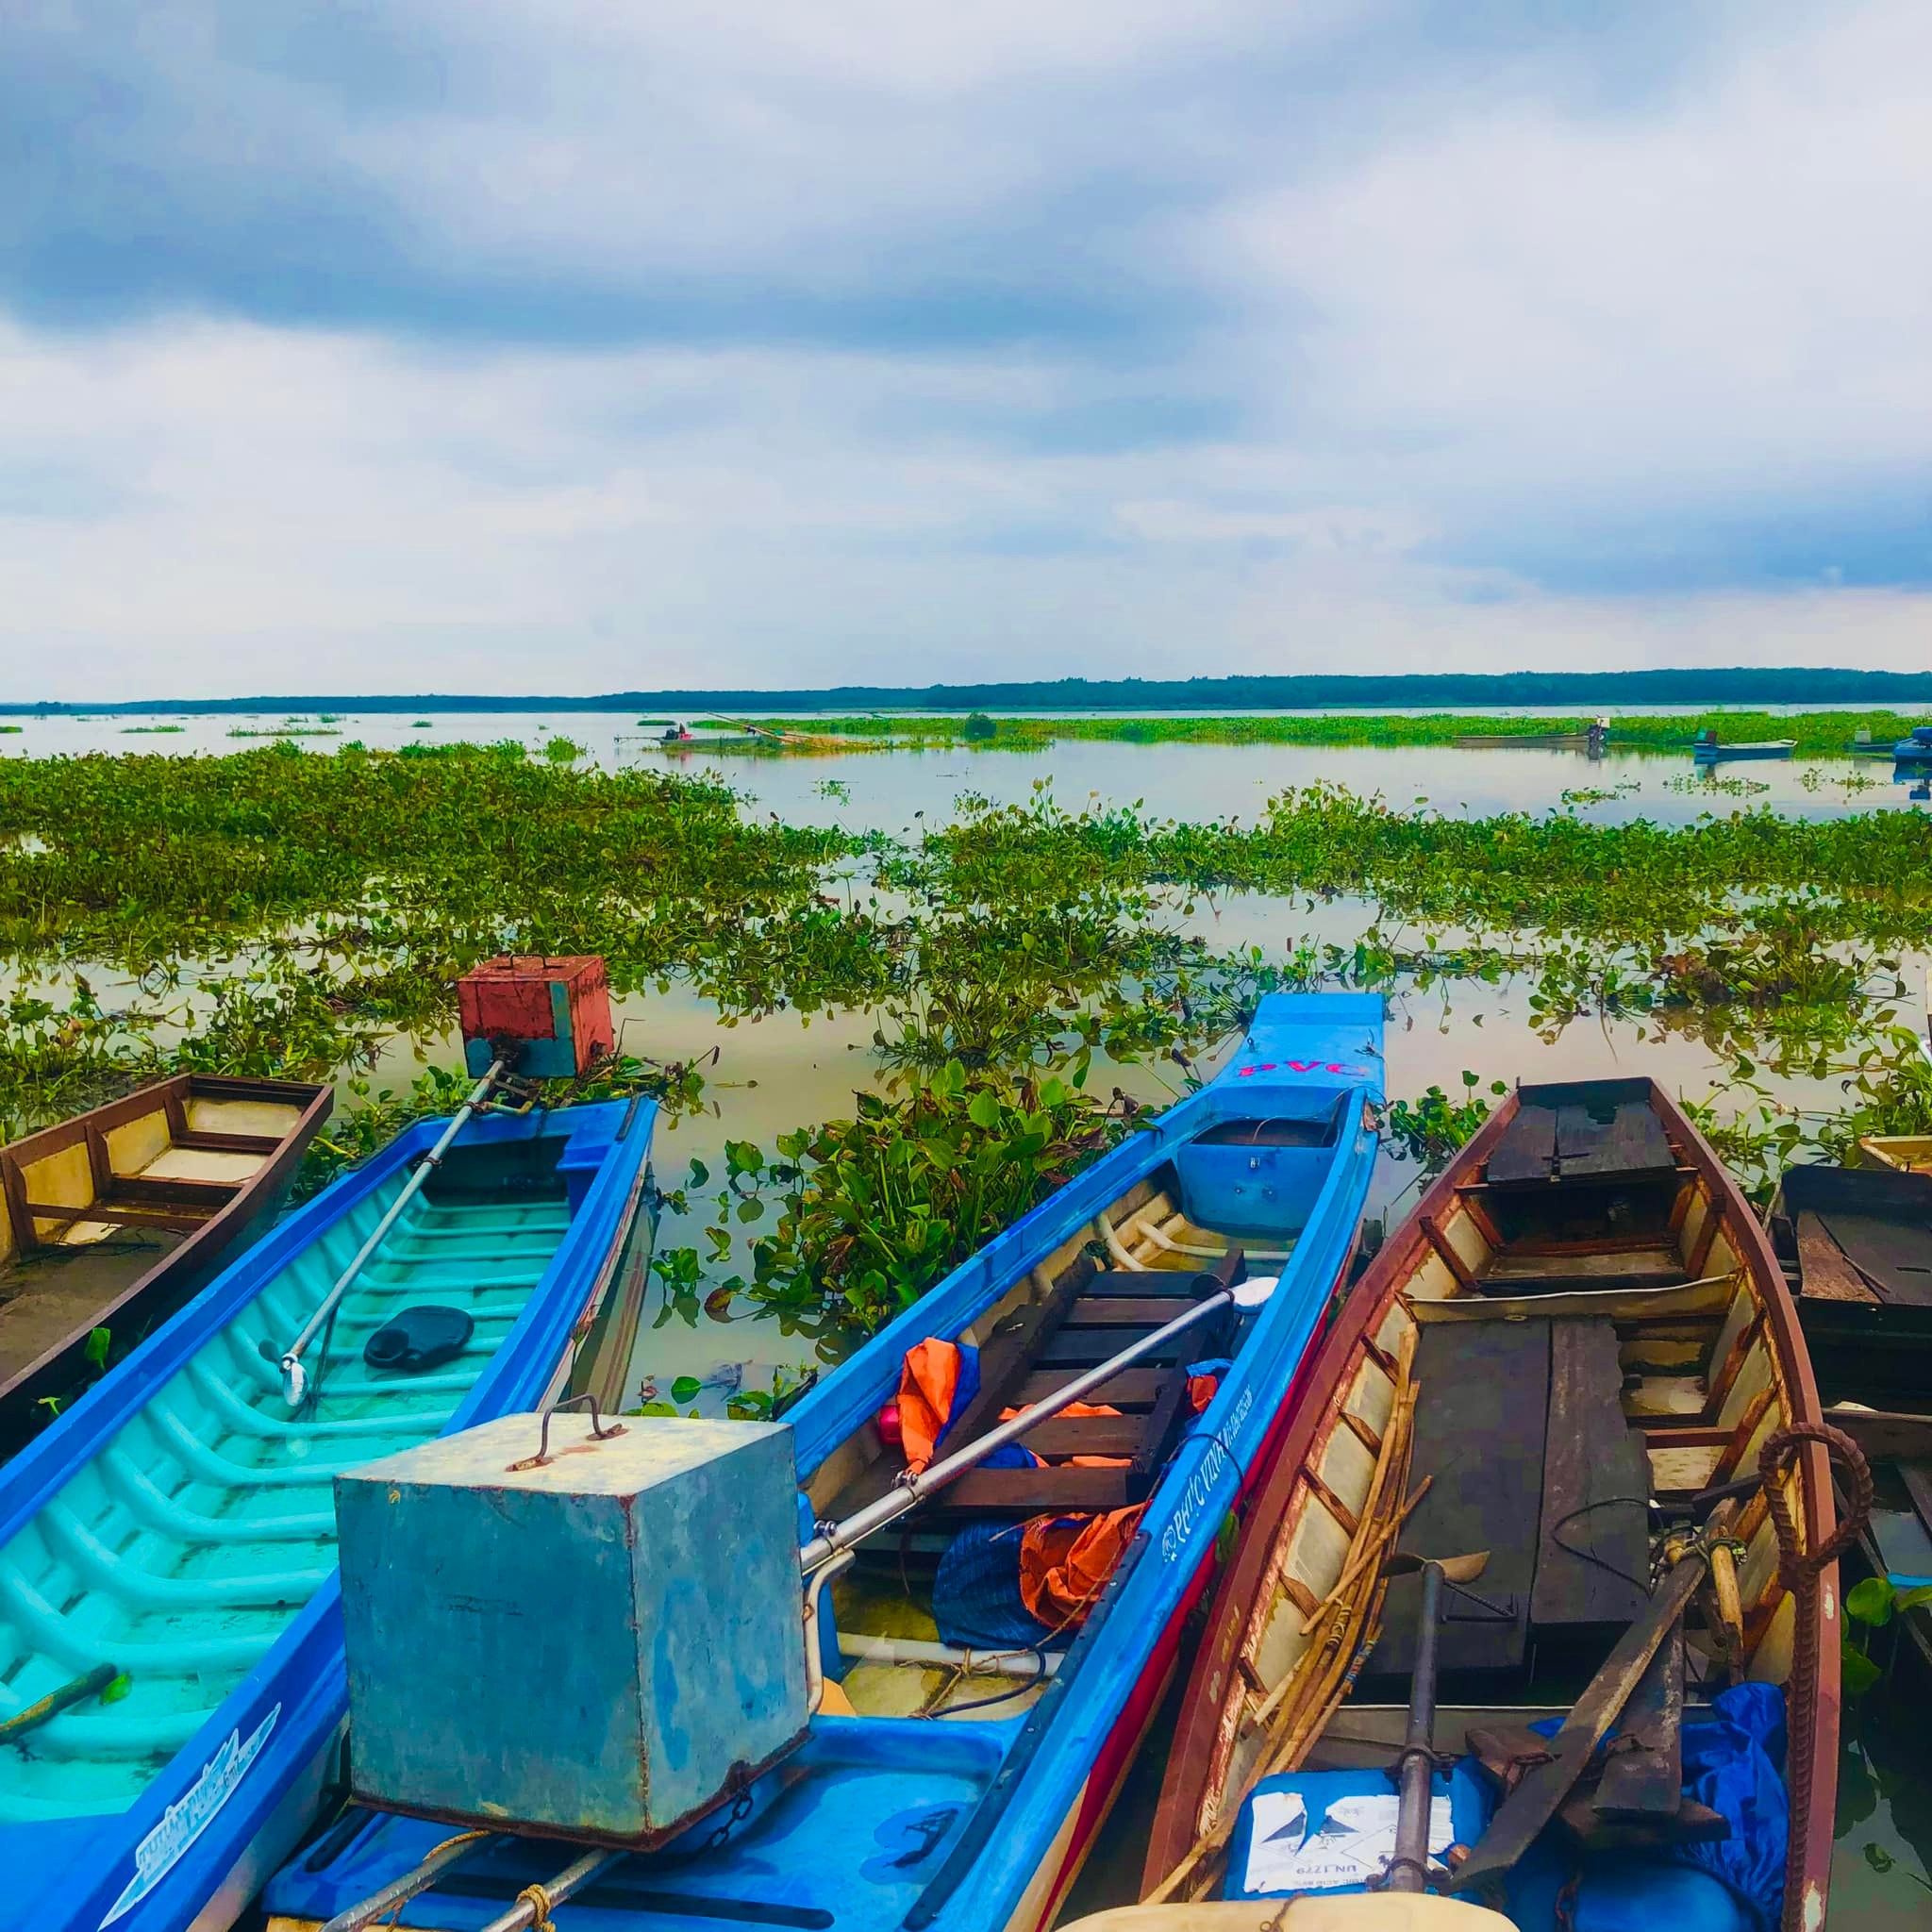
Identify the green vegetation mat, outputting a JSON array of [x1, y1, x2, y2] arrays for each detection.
[[742, 708, 1932, 757], [2, 741, 1928, 1362]]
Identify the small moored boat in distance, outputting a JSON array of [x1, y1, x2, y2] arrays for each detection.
[[1691, 728, 1795, 763], [0, 1094, 658, 1932], [1890, 724, 1932, 766], [1454, 732, 1596, 751], [1142, 1076, 1854, 1932], [258, 994, 1387, 1932], [0, 1075, 332, 1450]]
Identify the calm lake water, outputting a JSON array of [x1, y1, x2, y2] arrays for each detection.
[[8, 705, 1924, 829], [9, 708, 1929, 1917]]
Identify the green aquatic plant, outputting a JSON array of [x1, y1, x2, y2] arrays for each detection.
[[1384, 1074, 1507, 1173], [748, 708, 1932, 759], [658, 1055, 1132, 1350]]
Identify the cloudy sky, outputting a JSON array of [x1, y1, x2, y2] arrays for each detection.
[[2, 2, 1927, 698]]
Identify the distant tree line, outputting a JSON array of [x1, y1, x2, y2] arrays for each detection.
[[11, 665, 1932, 716]]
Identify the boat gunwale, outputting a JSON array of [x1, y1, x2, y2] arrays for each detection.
[[1140, 1078, 1840, 1923], [2, 1096, 659, 1932], [0, 1074, 336, 1409]]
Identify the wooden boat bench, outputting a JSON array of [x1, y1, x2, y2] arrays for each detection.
[[820, 1257, 1241, 1534], [1371, 1315, 1648, 1684]]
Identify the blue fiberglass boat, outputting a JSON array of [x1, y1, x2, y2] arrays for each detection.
[[1690, 729, 1796, 764], [260, 993, 1384, 1932], [1, 1097, 656, 1932]]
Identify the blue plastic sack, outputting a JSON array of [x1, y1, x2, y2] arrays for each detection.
[[1506, 1851, 1754, 1932], [1516, 1681, 1788, 1932]]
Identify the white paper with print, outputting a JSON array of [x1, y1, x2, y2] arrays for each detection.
[[1241, 1790, 1452, 1895]]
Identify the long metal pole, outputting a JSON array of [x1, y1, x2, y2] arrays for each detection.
[[1389, 1559, 1444, 1892], [797, 1273, 1274, 1574], [278, 1058, 506, 1407], [318, 1831, 493, 1932], [474, 1848, 621, 1932]]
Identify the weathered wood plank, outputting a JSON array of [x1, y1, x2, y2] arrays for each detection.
[[1015, 1366, 1164, 1407], [1453, 1518, 1726, 1896], [1076, 1271, 1204, 1300], [1019, 1415, 1142, 1458], [1037, 1325, 1195, 1367], [1594, 1619, 1684, 1817], [1533, 1319, 1650, 1636], [1795, 1211, 1880, 1305], [1371, 1320, 1549, 1679], [941, 1464, 1133, 1513], [1064, 1297, 1198, 1326], [1541, 1095, 1674, 1179], [1815, 1208, 1932, 1307], [1488, 1106, 1557, 1186]]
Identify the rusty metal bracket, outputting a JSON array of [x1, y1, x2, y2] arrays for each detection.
[[508, 1391, 627, 1472]]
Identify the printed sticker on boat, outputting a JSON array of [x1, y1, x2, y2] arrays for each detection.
[[101, 1704, 280, 1926], [1241, 1789, 1450, 1896], [1235, 1060, 1374, 1078]]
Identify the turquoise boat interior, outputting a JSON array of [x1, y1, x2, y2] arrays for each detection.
[[0, 1123, 614, 1827]]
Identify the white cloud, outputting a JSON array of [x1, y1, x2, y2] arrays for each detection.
[[0, 2, 1927, 693]]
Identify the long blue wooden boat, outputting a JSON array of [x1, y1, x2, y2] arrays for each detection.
[[1691, 730, 1795, 763], [1, 1097, 657, 1932], [260, 992, 1384, 1932]]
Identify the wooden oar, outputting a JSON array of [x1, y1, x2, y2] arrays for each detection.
[[1450, 1498, 1738, 1893]]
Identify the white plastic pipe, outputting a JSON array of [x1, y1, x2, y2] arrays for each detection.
[[836, 1631, 1063, 1680]]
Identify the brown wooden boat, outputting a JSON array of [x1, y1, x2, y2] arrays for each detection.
[[0, 1073, 331, 1442], [1142, 1076, 1857, 1932], [1769, 1159, 1932, 1674]]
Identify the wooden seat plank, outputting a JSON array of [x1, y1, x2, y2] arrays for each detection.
[[1077, 1271, 1205, 1300], [1014, 1367, 1164, 1408], [1020, 1416, 1143, 1459], [1555, 1100, 1674, 1180], [941, 1465, 1134, 1514], [1064, 1298, 1197, 1327], [24, 1200, 211, 1235], [1037, 1326, 1195, 1368], [1533, 1319, 1650, 1637], [1488, 1106, 1558, 1186], [1371, 1320, 1550, 1679]]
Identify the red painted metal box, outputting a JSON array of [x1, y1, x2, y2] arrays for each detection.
[[456, 955, 615, 1079]]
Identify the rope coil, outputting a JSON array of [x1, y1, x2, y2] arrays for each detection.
[[1757, 1421, 1872, 1932]]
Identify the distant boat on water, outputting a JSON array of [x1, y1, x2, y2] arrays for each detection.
[[1691, 728, 1794, 763]]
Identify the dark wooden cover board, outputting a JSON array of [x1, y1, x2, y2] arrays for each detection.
[[1371, 1319, 1549, 1678], [1533, 1319, 1651, 1633], [1489, 1078, 1673, 1186]]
